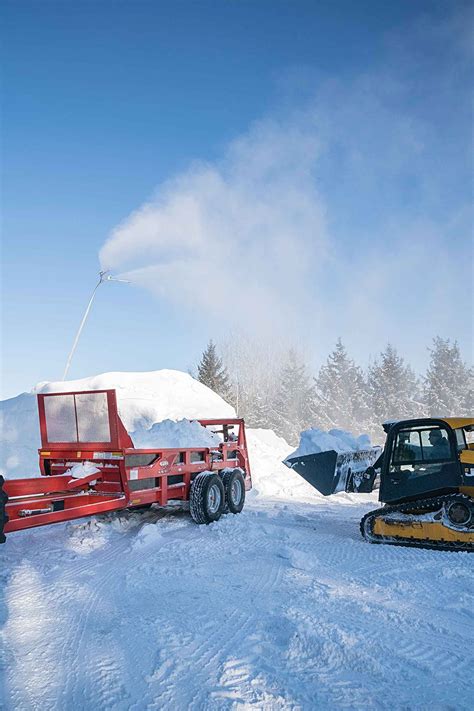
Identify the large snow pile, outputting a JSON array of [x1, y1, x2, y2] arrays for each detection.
[[286, 427, 372, 462], [0, 370, 234, 479], [130, 418, 221, 449]]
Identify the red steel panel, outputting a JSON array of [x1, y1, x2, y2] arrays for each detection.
[[5, 495, 127, 532], [4, 475, 75, 497]]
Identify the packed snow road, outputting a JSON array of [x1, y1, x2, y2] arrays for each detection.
[[1, 495, 473, 711]]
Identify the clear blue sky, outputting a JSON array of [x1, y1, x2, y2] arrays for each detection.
[[1, 0, 472, 399]]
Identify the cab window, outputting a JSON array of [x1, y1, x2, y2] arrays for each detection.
[[390, 425, 454, 475], [420, 428, 451, 461]]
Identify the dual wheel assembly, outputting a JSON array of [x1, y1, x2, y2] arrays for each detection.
[[190, 468, 246, 524]]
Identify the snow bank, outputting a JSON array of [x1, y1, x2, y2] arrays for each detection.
[[286, 427, 372, 462], [130, 419, 221, 449], [0, 392, 41, 479], [0, 369, 234, 479], [247, 428, 323, 500]]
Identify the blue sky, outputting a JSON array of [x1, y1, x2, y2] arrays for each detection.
[[1, 0, 472, 399]]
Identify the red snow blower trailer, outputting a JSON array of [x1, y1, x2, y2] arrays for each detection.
[[0, 389, 252, 543]]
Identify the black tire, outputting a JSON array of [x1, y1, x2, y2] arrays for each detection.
[[190, 472, 225, 524], [0, 475, 9, 545], [222, 468, 246, 514]]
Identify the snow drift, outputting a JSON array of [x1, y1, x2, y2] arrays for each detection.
[[130, 418, 222, 449], [246, 428, 324, 500]]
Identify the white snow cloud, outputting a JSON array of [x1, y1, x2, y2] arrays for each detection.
[[100, 118, 329, 338], [99, 8, 472, 366]]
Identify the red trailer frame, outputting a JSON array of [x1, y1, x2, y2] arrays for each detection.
[[3, 389, 252, 536]]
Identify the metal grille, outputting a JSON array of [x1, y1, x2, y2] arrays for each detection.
[[44, 394, 77, 442], [44, 392, 111, 443], [75, 392, 111, 442]]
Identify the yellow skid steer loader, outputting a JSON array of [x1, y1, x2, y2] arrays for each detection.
[[285, 418, 474, 551]]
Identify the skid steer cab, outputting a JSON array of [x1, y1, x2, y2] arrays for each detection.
[[286, 417, 474, 552], [0, 389, 252, 544]]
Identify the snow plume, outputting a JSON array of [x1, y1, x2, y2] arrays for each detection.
[[100, 6, 472, 363], [99, 119, 329, 337]]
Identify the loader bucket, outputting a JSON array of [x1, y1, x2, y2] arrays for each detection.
[[284, 448, 381, 496]]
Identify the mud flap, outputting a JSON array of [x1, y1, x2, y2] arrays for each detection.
[[284, 448, 381, 496]]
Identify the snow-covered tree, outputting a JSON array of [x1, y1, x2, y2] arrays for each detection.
[[367, 344, 421, 437], [219, 333, 287, 427], [270, 349, 315, 445], [212, 332, 472, 444], [236, 384, 270, 428], [197, 340, 233, 403], [313, 339, 370, 433], [423, 337, 473, 416]]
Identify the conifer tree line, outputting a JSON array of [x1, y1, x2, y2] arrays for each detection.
[[196, 337, 473, 445]]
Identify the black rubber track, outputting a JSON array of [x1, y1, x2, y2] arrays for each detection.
[[190, 471, 225, 525], [0, 475, 8, 545], [360, 493, 474, 552]]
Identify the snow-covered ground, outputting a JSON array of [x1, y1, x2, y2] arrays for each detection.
[[1, 371, 473, 710]]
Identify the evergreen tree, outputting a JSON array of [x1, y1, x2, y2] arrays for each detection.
[[270, 349, 315, 445], [197, 340, 233, 403], [237, 384, 270, 428], [367, 343, 421, 437], [313, 339, 370, 433], [423, 337, 473, 416]]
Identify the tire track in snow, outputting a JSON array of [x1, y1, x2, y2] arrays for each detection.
[[2, 499, 473, 710], [143, 512, 293, 709], [3, 509, 173, 710], [274, 526, 473, 707], [61, 512, 200, 709]]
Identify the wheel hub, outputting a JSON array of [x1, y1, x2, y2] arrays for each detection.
[[447, 502, 471, 526], [231, 478, 242, 505], [207, 483, 222, 514]]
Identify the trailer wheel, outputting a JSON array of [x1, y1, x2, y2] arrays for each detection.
[[222, 469, 246, 514], [190, 472, 225, 524], [0, 475, 8, 545]]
